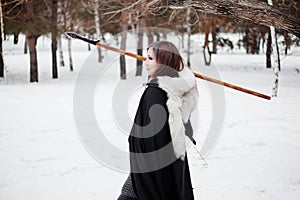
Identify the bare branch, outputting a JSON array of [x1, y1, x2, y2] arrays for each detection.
[[180, 0, 300, 38], [138, 0, 300, 38], [104, 0, 145, 15]]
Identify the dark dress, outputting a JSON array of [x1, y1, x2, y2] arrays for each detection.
[[127, 83, 194, 200]]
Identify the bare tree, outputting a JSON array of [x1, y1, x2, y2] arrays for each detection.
[[57, 35, 65, 67], [120, 11, 128, 79], [136, 11, 144, 76], [266, 28, 272, 69], [3, 0, 51, 82], [57, 0, 65, 67], [184, 0, 299, 38], [268, 0, 280, 97], [203, 15, 211, 66], [51, 0, 58, 79], [63, 0, 74, 71], [25, 0, 40, 82], [0, 0, 4, 78], [119, 0, 300, 38], [24, 39, 28, 54], [186, 5, 191, 68], [94, 0, 103, 62]]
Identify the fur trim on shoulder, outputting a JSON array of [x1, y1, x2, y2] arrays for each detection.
[[156, 67, 198, 160]]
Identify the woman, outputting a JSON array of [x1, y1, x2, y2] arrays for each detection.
[[118, 41, 198, 200]]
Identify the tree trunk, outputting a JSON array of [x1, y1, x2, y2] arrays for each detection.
[[275, 33, 281, 71], [162, 31, 167, 40], [120, 11, 127, 79], [186, 7, 191, 68], [51, 0, 58, 79], [24, 39, 28, 54], [266, 28, 272, 69], [86, 33, 91, 51], [283, 32, 291, 55], [212, 16, 218, 54], [94, 0, 103, 62], [136, 16, 144, 76], [68, 39, 73, 71], [204, 18, 210, 50], [13, 33, 18, 44], [58, 35, 65, 66], [249, 26, 259, 54], [155, 30, 160, 42], [25, 0, 39, 82], [181, 30, 184, 49], [27, 34, 39, 82], [128, 12, 135, 32], [244, 27, 250, 54], [268, 0, 279, 97], [0, 0, 4, 78], [203, 16, 212, 66], [261, 29, 266, 53], [145, 0, 153, 45]]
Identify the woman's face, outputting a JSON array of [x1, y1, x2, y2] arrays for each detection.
[[145, 48, 159, 78]]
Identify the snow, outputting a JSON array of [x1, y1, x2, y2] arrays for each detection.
[[1, 33, 300, 200]]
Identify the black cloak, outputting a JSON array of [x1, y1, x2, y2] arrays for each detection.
[[128, 83, 194, 200]]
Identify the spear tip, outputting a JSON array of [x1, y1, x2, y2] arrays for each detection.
[[64, 32, 81, 39]]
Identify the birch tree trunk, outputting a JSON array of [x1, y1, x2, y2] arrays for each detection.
[[136, 14, 144, 76], [65, 1, 73, 71], [283, 32, 291, 55], [58, 0, 65, 66], [0, 0, 4, 78], [268, 0, 279, 97], [120, 12, 128, 79], [266, 29, 272, 69], [86, 33, 91, 51], [68, 39, 73, 71], [58, 35, 65, 66], [94, 0, 103, 62], [186, 6, 191, 68]]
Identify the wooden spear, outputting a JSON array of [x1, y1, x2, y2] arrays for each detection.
[[65, 32, 271, 100]]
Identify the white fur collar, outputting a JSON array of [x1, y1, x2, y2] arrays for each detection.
[[155, 67, 198, 160]]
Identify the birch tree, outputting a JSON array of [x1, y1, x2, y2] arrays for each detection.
[[57, 35, 65, 67], [93, 0, 103, 62], [186, 6, 191, 68], [120, 11, 128, 79], [63, 0, 74, 71], [266, 28, 272, 69], [136, 11, 144, 76], [267, 0, 279, 97], [0, 0, 4, 78]]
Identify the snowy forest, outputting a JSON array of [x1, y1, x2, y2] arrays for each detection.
[[1, 0, 300, 200], [1, 0, 299, 83]]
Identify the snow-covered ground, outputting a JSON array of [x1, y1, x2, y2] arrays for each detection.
[[0, 33, 300, 200]]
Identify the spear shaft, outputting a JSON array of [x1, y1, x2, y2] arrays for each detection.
[[65, 32, 271, 100]]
